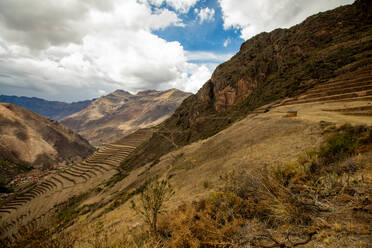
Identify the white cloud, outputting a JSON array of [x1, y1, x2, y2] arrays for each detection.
[[98, 90, 107, 96], [182, 64, 212, 93], [195, 7, 216, 23], [185, 51, 233, 63], [0, 0, 211, 101], [218, 0, 354, 40], [147, 0, 199, 13], [223, 38, 231, 47], [0, 0, 115, 50]]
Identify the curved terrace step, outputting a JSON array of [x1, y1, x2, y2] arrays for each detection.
[[303, 82, 372, 98], [306, 79, 372, 94], [282, 89, 372, 106], [0, 128, 154, 239], [68, 167, 95, 178], [80, 162, 110, 171], [73, 164, 105, 175], [55, 173, 77, 186]]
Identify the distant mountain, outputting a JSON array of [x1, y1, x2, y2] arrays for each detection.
[[0, 95, 93, 120], [61, 89, 192, 145], [0, 103, 94, 189]]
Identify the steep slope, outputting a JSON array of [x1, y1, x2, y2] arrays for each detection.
[[0, 95, 93, 120], [0, 103, 94, 188], [61, 89, 192, 145], [122, 0, 372, 169]]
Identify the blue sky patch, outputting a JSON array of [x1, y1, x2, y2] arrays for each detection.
[[152, 0, 244, 56]]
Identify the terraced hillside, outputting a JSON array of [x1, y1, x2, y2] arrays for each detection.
[[280, 64, 372, 106], [0, 128, 154, 241]]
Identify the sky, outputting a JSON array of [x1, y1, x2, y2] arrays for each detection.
[[0, 0, 354, 102]]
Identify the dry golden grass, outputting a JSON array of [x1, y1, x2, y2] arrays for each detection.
[[102, 125, 371, 247]]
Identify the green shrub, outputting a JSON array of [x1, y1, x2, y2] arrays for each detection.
[[131, 180, 174, 235], [104, 172, 128, 188], [203, 180, 209, 188], [318, 124, 371, 165], [319, 130, 356, 164]]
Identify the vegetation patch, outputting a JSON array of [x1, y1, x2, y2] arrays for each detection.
[[57, 192, 90, 225], [104, 172, 129, 189], [0, 160, 33, 193], [103, 179, 153, 214]]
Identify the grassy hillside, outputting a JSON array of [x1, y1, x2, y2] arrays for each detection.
[[122, 0, 372, 170]]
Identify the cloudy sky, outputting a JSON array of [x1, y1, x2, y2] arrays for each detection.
[[0, 0, 353, 102]]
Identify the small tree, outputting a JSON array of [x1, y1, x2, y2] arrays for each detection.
[[131, 180, 174, 235]]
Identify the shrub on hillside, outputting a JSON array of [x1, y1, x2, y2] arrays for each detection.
[[131, 180, 174, 236]]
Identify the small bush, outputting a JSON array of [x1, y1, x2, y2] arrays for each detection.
[[318, 124, 371, 165], [203, 180, 209, 188], [319, 129, 356, 164], [131, 180, 174, 235], [104, 172, 128, 188]]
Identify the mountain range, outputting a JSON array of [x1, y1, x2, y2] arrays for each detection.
[[0, 95, 93, 120]]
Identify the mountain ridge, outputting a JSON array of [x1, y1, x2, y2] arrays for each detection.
[[61, 88, 192, 145]]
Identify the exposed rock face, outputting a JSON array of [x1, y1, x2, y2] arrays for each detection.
[[199, 77, 259, 112], [0, 95, 93, 120], [61, 89, 192, 145], [122, 0, 372, 169]]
